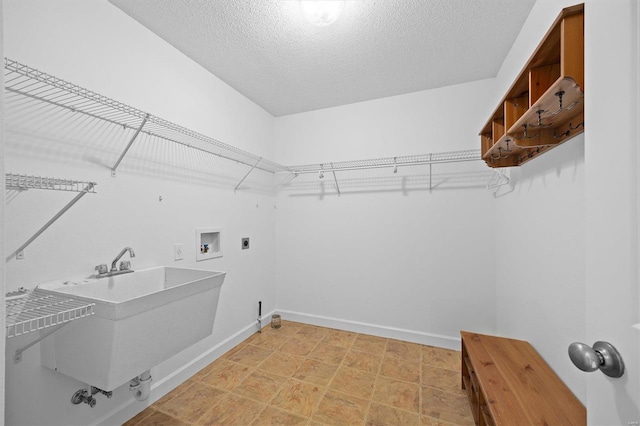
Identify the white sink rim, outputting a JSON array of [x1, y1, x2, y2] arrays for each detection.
[[37, 266, 226, 320]]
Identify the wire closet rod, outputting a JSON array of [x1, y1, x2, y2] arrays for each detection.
[[286, 149, 482, 175]]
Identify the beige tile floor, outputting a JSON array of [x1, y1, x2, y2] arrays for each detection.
[[124, 321, 473, 426]]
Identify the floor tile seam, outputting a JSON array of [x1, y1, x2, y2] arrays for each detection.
[[187, 385, 241, 425], [252, 407, 311, 426], [197, 367, 258, 392], [265, 401, 314, 422], [151, 404, 198, 425], [371, 336, 387, 389], [204, 391, 269, 426], [380, 357, 422, 381], [242, 399, 269, 426], [309, 395, 369, 426], [421, 383, 468, 397], [229, 379, 287, 406], [309, 379, 330, 420], [259, 404, 312, 423], [420, 348, 426, 421], [309, 332, 362, 423], [370, 399, 425, 419], [293, 371, 335, 389], [189, 380, 231, 399], [123, 407, 156, 426], [154, 378, 196, 404], [320, 330, 354, 393], [293, 332, 344, 390], [244, 343, 279, 370], [385, 355, 423, 366], [422, 362, 461, 373], [370, 370, 423, 416], [324, 386, 373, 426], [203, 357, 259, 377]]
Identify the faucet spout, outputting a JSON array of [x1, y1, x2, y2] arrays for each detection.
[[111, 247, 135, 271]]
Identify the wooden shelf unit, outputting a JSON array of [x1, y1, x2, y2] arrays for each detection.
[[480, 4, 584, 168], [461, 331, 586, 426]]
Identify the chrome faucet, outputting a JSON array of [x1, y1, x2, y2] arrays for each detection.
[[94, 247, 136, 278], [111, 247, 135, 272]]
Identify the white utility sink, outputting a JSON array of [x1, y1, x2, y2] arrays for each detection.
[[38, 266, 226, 391]]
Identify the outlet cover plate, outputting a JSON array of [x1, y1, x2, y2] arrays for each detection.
[[174, 243, 184, 261], [242, 238, 250, 250]]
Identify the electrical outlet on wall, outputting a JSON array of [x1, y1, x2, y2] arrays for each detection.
[[174, 243, 184, 261]]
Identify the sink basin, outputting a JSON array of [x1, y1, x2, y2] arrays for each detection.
[[38, 266, 226, 391]]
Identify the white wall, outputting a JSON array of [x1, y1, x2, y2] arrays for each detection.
[[3, 1, 276, 425], [492, 0, 588, 404], [274, 80, 498, 349], [494, 139, 585, 401], [0, 0, 7, 421]]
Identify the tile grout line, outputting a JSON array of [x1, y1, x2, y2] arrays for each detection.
[[420, 346, 423, 425], [363, 336, 389, 426]]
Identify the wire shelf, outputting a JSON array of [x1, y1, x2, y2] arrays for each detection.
[[3, 58, 490, 188], [4, 58, 290, 175], [6, 289, 94, 338], [288, 149, 482, 174], [6, 173, 97, 193]]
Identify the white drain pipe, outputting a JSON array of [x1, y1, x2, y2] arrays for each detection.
[[129, 370, 152, 401]]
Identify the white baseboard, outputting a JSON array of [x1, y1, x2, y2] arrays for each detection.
[[95, 310, 274, 426], [278, 310, 461, 351]]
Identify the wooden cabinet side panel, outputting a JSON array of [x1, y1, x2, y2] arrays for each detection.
[[561, 12, 585, 90]]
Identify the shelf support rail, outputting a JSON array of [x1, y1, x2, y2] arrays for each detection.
[[331, 164, 341, 196], [13, 322, 69, 363], [234, 157, 262, 193], [111, 114, 149, 177], [429, 154, 433, 192], [7, 182, 96, 261]]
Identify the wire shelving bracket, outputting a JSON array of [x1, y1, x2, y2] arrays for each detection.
[[234, 157, 262, 193], [6, 288, 95, 363], [5, 174, 97, 261], [111, 114, 149, 177]]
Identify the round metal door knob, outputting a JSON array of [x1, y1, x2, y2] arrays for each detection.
[[568, 341, 625, 378]]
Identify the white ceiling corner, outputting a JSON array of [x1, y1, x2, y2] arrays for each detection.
[[108, 0, 537, 117]]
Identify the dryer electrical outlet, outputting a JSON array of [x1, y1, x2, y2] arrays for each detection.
[[242, 238, 250, 250]]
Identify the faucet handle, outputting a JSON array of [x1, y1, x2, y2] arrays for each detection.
[[119, 260, 132, 271], [95, 264, 108, 274]]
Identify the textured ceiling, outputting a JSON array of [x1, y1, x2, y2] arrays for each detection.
[[108, 0, 537, 117]]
